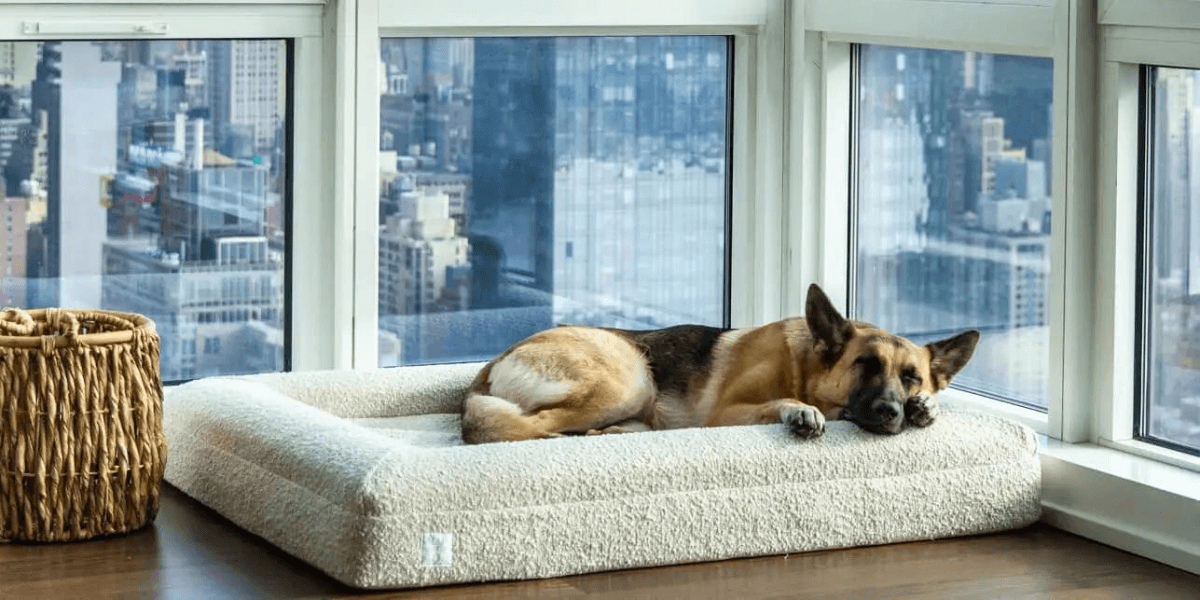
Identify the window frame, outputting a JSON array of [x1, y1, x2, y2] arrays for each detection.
[[1095, 18, 1200, 472], [802, 0, 1200, 573], [1131, 63, 1200, 460], [0, 0, 337, 374], [1099, 0, 1200, 31], [795, 0, 1093, 439], [350, 0, 789, 368]]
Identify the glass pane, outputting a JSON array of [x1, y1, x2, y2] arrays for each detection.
[[854, 45, 1054, 408], [1142, 66, 1200, 452], [0, 40, 289, 381], [377, 37, 730, 366]]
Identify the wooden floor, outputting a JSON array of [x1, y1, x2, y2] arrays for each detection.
[[1, 485, 1198, 599]]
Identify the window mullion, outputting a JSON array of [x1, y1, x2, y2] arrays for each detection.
[[1093, 60, 1142, 444]]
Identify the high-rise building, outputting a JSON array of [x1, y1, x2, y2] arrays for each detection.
[[206, 40, 282, 156], [57, 43, 121, 307], [551, 36, 728, 326], [98, 39, 285, 380], [0, 116, 30, 174], [860, 227, 1049, 336], [0, 42, 15, 85], [1, 195, 27, 306], [380, 39, 474, 176], [857, 116, 930, 258], [853, 45, 1054, 404], [171, 50, 209, 108], [988, 54, 1055, 152], [0, 42, 36, 87], [108, 142, 178, 238], [1153, 69, 1194, 283], [378, 188, 472, 364], [1149, 70, 1200, 297], [379, 190, 469, 316], [470, 38, 557, 303], [24, 42, 60, 307], [103, 141, 282, 379], [3, 109, 49, 205], [993, 156, 1047, 202], [102, 235, 283, 380], [25, 42, 120, 308], [158, 141, 271, 262], [156, 68, 186, 118], [377, 36, 731, 365]]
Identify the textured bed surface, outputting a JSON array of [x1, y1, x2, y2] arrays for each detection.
[[163, 363, 1042, 590]]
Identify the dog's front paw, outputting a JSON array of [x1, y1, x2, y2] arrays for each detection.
[[780, 404, 825, 439], [905, 392, 938, 428]]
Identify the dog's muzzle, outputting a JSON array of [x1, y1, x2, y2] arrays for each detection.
[[860, 399, 904, 434], [843, 388, 905, 434]]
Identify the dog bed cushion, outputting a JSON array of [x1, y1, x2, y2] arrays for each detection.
[[162, 363, 1041, 590]]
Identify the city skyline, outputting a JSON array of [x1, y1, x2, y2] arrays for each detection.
[[376, 36, 730, 366], [855, 45, 1054, 408], [1, 39, 1197, 449], [0, 40, 287, 381]]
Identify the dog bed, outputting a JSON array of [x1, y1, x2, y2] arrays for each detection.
[[162, 363, 1041, 590]]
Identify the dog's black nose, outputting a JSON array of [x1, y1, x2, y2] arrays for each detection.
[[874, 401, 900, 421]]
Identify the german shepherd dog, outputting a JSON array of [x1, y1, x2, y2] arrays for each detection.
[[461, 284, 980, 444]]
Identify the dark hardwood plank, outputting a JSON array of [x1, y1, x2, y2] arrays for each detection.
[[1, 484, 1197, 599]]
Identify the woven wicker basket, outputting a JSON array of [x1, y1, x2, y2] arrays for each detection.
[[0, 308, 167, 542]]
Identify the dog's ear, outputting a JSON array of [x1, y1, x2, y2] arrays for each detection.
[[806, 284, 854, 358], [926, 330, 981, 390]]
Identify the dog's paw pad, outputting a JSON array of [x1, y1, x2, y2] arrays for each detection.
[[781, 405, 825, 439], [905, 392, 938, 428]]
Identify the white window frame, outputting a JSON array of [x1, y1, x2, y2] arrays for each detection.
[[0, 0, 340, 373], [794, 0, 1091, 440], [796, 0, 1200, 577], [1093, 3, 1200, 478], [350, 0, 789, 367]]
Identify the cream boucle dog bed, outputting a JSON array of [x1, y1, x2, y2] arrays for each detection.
[[162, 363, 1041, 590]]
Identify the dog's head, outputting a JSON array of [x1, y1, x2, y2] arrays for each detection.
[[804, 284, 980, 435]]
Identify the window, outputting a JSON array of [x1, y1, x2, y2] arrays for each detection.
[[376, 36, 731, 366], [851, 44, 1054, 409], [1139, 65, 1200, 455], [1, 39, 290, 381]]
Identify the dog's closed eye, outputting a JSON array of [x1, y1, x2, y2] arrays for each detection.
[[854, 354, 882, 375], [902, 367, 922, 387]]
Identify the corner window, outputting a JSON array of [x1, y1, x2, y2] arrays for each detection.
[[1138, 65, 1200, 455], [851, 44, 1054, 408]]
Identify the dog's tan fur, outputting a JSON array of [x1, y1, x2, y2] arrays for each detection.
[[461, 327, 657, 442], [461, 284, 980, 444]]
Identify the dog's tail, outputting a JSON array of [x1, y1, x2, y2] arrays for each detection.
[[461, 393, 562, 444]]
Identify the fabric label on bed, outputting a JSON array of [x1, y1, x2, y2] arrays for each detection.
[[422, 532, 454, 567]]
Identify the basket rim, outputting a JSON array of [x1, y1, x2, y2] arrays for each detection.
[[0, 308, 157, 348]]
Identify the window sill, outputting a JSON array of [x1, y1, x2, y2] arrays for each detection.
[[939, 387, 1049, 435], [1040, 440, 1200, 576]]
